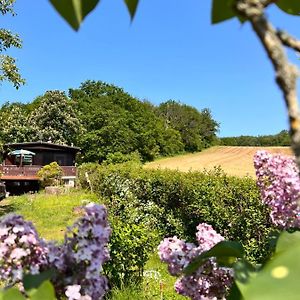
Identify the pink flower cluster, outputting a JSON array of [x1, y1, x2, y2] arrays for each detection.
[[158, 223, 233, 300], [254, 150, 300, 229], [52, 203, 111, 300], [0, 214, 48, 285], [0, 203, 111, 300]]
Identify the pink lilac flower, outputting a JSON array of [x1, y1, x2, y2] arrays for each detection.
[[158, 223, 232, 300], [0, 203, 111, 300], [0, 214, 48, 285], [10, 248, 28, 260], [254, 150, 300, 228], [196, 223, 224, 252], [47, 203, 111, 300], [65, 285, 82, 300]]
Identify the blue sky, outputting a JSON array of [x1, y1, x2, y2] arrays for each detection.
[[1, 0, 300, 137]]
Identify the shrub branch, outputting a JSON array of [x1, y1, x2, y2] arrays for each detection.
[[276, 30, 300, 53], [236, 0, 300, 169]]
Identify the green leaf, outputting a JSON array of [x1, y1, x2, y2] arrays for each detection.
[[267, 230, 280, 252], [123, 0, 139, 20], [237, 240, 300, 300], [276, 0, 300, 16], [28, 281, 56, 300], [184, 241, 244, 274], [234, 259, 257, 284], [49, 0, 100, 31], [227, 281, 244, 300], [275, 231, 300, 254], [237, 15, 247, 24], [211, 0, 236, 24], [23, 269, 56, 291], [2, 288, 25, 300]]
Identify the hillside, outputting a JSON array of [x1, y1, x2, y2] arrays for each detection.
[[144, 146, 293, 178]]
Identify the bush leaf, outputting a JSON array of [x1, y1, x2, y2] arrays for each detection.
[[212, 0, 236, 24], [2, 288, 25, 300], [123, 0, 139, 20], [49, 0, 100, 30], [275, 231, 300, 254], [276, 0, 300, 15], [28, 281, 56, 300], [23, 269, 56, 291], [227, 281, 244, 300], [184, 241, 244, 274], [237, 240, 300, 300]]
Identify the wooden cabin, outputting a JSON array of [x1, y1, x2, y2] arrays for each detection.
[[0, 142, 80, 194]]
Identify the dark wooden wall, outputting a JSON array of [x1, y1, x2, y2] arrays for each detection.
[[4, 150, 75, 166]]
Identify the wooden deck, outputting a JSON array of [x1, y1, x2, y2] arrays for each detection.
[[0, 165, 76, 180]]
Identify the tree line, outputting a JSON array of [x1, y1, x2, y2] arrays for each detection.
[[220, 130, 290, 147], [0, 80, 219, 162]]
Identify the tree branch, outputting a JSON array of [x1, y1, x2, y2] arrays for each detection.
[[277, 30, 300, 53], [236, 0, 300, 169]]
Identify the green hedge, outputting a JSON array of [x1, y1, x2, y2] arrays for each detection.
[[79, 163, 275, 263]]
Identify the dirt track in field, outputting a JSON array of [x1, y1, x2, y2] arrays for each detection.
[[144, 146, 293, 178]]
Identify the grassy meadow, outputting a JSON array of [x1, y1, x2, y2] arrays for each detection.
[[0, 189, 184, 300], [145, 146, 292, 177]]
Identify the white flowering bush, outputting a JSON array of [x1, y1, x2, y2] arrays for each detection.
[[0, 203, 111, 300]]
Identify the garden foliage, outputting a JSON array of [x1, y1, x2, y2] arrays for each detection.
[[105, 220, 156, 288], [0, 203, 111, 300], [78, 162, 275, 263], [158, 223, 233, 299], [157, 150, 300, 300], [37, 162, 63, 187]]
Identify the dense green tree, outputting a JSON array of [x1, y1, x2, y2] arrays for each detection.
[[70, 80, 186, 162], [220, 130, 291, 147], [0, 0, 24, 88], [0, 80, 218, 162], [157, 100, 219, 152]]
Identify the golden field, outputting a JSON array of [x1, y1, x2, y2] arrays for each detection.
[[144, 146, 293, 178]]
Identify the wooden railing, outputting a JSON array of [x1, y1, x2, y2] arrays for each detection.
[[0, 165, 76, 179]]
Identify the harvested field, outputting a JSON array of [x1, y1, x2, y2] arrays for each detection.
[[144, 146, 292, 178]]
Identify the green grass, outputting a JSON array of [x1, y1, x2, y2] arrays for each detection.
[[0, 189, 99, 241], [109, 254, 185, 300], [0, 189, 185, 299]]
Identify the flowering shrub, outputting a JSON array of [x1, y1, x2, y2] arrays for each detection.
[[158, 223, 233, 299], [79, 162, 273, 262], [254, 150, 300, 229], [0, 203, 111, 300], [158, 151, 300, 299], [0, 214, 48, 285], [50, 203, 111, 300], [106, 220, 156, 288]]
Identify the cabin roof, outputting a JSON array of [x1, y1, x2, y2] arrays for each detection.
[[4, 142, 80, 152]]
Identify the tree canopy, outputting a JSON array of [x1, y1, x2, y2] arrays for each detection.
[[156, 100, 219, 152], [47, 0, 300, 170], [0, 80, 219, 163], [221, 130, 291, 146], [0, 0, 24, 88]]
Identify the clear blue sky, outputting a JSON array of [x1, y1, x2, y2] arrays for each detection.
[[1, 0, 300, 137]]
